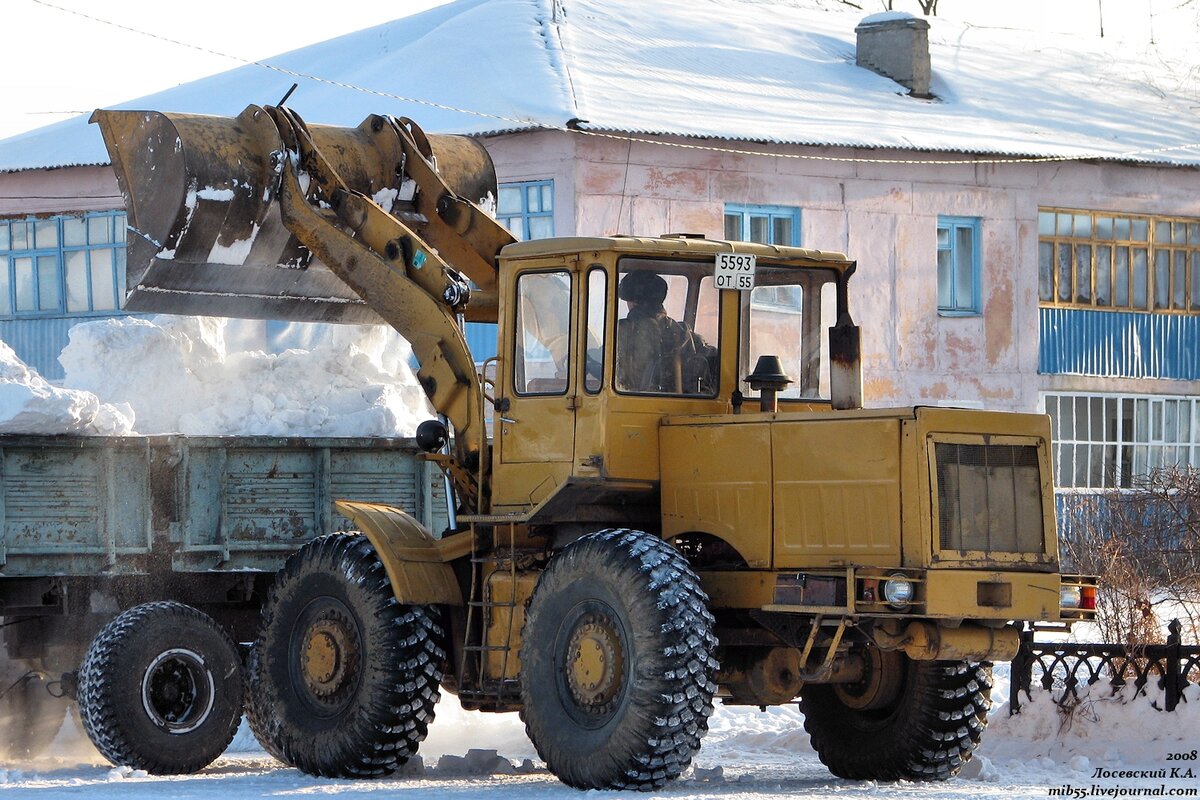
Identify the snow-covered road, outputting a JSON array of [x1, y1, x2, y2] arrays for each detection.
[[4, 669, 1197, 800]]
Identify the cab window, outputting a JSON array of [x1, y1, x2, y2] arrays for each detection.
[[514, 270, 571, 395], [614, 258, 719, 397], [743, 267, 838, 400]]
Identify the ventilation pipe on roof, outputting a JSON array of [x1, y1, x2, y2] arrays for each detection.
[[854, 12, 932, 99]]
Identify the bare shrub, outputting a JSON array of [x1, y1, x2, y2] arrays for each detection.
[[1060, 465, 1200, 646]]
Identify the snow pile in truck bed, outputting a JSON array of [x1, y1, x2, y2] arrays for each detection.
[[0, 340, 132, 434], [58, 315, 433, 436]]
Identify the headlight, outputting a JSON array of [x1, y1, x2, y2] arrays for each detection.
[[883, 574, 914, 609], [1060, 585, 1082, 609]]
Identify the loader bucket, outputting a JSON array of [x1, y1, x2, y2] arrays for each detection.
[[91, 106, 500, 323]]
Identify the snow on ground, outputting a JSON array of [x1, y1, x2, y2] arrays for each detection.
[[3, 671, 1196, 799], [0, 315, 430, 437]]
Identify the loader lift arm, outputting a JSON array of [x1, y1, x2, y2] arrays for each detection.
[[92, 104, 518, 512]]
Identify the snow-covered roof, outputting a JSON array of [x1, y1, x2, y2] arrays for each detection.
[[2, 0, 1200, 173]]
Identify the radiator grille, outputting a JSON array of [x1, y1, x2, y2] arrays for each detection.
[[935, 443, 1045, 554]]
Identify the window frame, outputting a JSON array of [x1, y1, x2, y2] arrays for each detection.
[[497, 179, 554, 241], [1043, 391, 1200, 490], [1038, 207, 1200, 315], [0, 211, 127, 319], [936, 215, 982, 317], [723, 204, 801, 247]]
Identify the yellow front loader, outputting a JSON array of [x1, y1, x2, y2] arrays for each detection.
[[90, 104, 1096, 790]]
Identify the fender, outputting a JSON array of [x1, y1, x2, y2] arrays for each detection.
[[335, 500, 471, 606]]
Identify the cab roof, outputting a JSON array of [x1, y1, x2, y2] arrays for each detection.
[[499, 235, 853, 272]]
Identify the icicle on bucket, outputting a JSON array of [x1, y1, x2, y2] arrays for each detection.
[[91, 105, 500, 323]]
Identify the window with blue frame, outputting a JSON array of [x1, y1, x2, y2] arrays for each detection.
[[724, 204, 800, 247], [725, 204, 802, 308], [497, 180, 553, 240], [937, 216, 981, 315], [469, 181, 556, 364], [0, 212, 127, 318]]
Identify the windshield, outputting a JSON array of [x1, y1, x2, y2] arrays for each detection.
[[742, 267, 839, 400]]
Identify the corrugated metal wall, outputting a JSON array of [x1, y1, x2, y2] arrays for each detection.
[[465, 322, 498, 363], [1039, 307, 1200, 380], [0, 314, 140, 380]]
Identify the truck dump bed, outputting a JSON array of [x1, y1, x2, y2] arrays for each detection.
[[0, 435, 446, 577]]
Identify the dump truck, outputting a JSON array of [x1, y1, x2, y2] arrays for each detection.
[[0, 435, 445, 766], [78, 103, 1096, 789]]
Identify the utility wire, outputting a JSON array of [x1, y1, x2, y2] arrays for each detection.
[[27, 0, 1200, 168]]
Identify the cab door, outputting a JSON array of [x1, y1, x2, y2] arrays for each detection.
[[492, 265, 577, 508]]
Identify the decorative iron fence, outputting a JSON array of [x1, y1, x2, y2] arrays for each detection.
[[1009, 619, 1200, 714]]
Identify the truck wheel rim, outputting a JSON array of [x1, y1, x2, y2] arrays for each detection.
[[141, 648, 215, 734], [290, 598, 362, 715], [557, 603, 627, 726], [301, 617, 355, 697]]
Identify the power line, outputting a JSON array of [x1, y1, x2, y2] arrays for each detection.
[[26, 0, 1200, 168]]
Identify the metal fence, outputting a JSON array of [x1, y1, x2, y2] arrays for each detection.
[[1009, 619, 1200, 714]]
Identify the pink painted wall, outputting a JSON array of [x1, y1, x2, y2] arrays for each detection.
[[0, 167, 121, 217]]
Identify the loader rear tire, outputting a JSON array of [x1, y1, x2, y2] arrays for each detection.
[[77, 602, 244, 774], [246, 533, 444, 778], [800, 653, 992, 782], [519, 528, 718, 791]]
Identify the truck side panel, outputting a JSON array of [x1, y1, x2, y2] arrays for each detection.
[[0, 438, 152, 576], [177, 440, 445, 571], [0, 436, 445, 578]]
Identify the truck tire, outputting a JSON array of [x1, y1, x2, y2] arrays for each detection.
[[519, 528, 719, 791], [0, 667, 66, 761], [800, 653, 991, 781], [77, 601, 244, 774], [246, 533, 443, 778]]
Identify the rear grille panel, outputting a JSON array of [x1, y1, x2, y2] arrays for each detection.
[[935, 443, 1045, 554]]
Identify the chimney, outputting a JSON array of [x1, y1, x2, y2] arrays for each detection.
[[855, 13, 932, 98]]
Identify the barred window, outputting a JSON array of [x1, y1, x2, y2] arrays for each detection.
[[0, 212, 127, 318], [1038, 208, 1200, 313], [1044, 392, 1200, 489]]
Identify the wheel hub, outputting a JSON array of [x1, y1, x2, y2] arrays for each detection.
[[834, 647, 905, 711], [300, 614, 357, 699], [141, 648, 215, 734], [565, 613, 623, 713]]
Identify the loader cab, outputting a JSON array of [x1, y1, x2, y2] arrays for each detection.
[[488, 236, 857, 514]]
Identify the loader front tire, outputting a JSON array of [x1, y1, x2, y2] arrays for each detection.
[[247, 533, 444, 778], [800, 652, 992, 781], [77, 601, 244, 774], [519, 528, 718, 791]]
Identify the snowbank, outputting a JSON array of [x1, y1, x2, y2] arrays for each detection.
[[981, 682, 1200, 783], [58, 316, 433, 436], [0, 340, 132, 435]]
